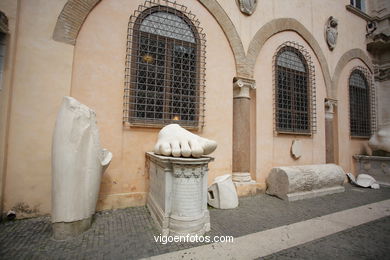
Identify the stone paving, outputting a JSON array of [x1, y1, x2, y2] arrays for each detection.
[[0, 184, 390, 259], [262, 217, 390, 260]]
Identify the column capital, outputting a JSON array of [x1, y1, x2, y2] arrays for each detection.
[[233, 77, 256, 98]]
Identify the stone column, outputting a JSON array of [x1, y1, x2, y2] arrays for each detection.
[[325, 99, 337, 163], [232, 77, 263, 195]]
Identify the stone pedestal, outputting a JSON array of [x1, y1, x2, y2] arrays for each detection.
[[146, 152, 213, 236], [266, 164, 345, 201], [353, 155, 390, 186]]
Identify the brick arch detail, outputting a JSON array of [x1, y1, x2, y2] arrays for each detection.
[[331, 48, 373, 99], [246, 18, 332, 98]]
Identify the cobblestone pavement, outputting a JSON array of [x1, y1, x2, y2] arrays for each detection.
[[0, 184, 389, 259], [262, 216, 390, 260]]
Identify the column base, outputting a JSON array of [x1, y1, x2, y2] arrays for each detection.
[[52, 217, 92, 240], [232, 172, 265, 197]]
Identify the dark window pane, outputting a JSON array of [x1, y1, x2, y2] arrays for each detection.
[[349, 70, 370, 137], [276, 47, 310, 133], [127, 6, 203, 128]]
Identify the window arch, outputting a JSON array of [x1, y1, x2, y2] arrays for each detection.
[[349, 67, 373, 137], [124, 3, 206, 129], [274, 42, 316, 134]]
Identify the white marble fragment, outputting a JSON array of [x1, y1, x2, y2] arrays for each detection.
[[52, 96, 112, 223], [346, 173, 380, 189], [208, 174, 238, 209], [291, 139, 302, 159], [267, 164, 345, 201], [154, 124, 217, 158], [369, 124, 390, 153]]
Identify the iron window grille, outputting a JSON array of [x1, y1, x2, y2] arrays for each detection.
[[273, 41, 317, 135], [123, 0, 206, 129], [349, 66, 376, 138]]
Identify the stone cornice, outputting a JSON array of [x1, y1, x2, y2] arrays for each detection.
[[346, 5, 372, 21]]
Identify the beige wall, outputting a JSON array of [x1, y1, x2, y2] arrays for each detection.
[[337, 58, 372, 174], [0, 0, 375, 217], [71, 0, 235, 211], [0, 0, 19, 216], [1, 0, 74, 218], [217, 0, 368, 77], [253, 31, 327, 183]]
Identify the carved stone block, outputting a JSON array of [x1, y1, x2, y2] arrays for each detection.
[[146, 152, 213, 236], [266, 164, 345, 201], [353, 155, 390, 186], [208, 174, 238, 209]]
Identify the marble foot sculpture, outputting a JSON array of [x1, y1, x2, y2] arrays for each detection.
[[369, 124, 390, 153], [154, 124, 217, 157], [51, 96, 112, 240]]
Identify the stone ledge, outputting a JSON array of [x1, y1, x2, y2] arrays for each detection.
[[283, 186, 345, 202]]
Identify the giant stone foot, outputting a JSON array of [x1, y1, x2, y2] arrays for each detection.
[[154, 124, 217, 158]]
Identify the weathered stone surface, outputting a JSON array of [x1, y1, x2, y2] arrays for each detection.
[[154, 124, 217, 158], [369, 124, 390, 153], [325, 16, 338, 51], [52, 218, 92, 240], [266, 164, 345, 201], [208, 174, 238, 209], [354, 155, 390, 186], [146, 152, 213, 236], [235, 182, 265, 197], [291, 139, 302, 159], [347, 173, 380, 189], [51, 97, 112, 238]]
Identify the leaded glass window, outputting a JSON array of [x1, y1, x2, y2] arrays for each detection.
[[124, 3, 206, 129], [349, 69, 371, 137]]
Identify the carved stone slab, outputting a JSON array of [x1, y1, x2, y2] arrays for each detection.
[[353, 155, 390, 186], [325, 16, 338, 51], [266, 164, 345, 201], [146, 152, 214, 236], [237, 0, 258, 16]]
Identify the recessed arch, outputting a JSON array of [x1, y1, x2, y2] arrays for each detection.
[[246, 18, 332, 98], [53, 0, 246, 77], [331, 48, 373, 99], [53, 0, 101, 45]]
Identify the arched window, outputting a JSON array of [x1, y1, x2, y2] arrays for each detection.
[[124, 3, 206, 129], [274, 42, 316, 134], [349, 68, 371, 137]]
